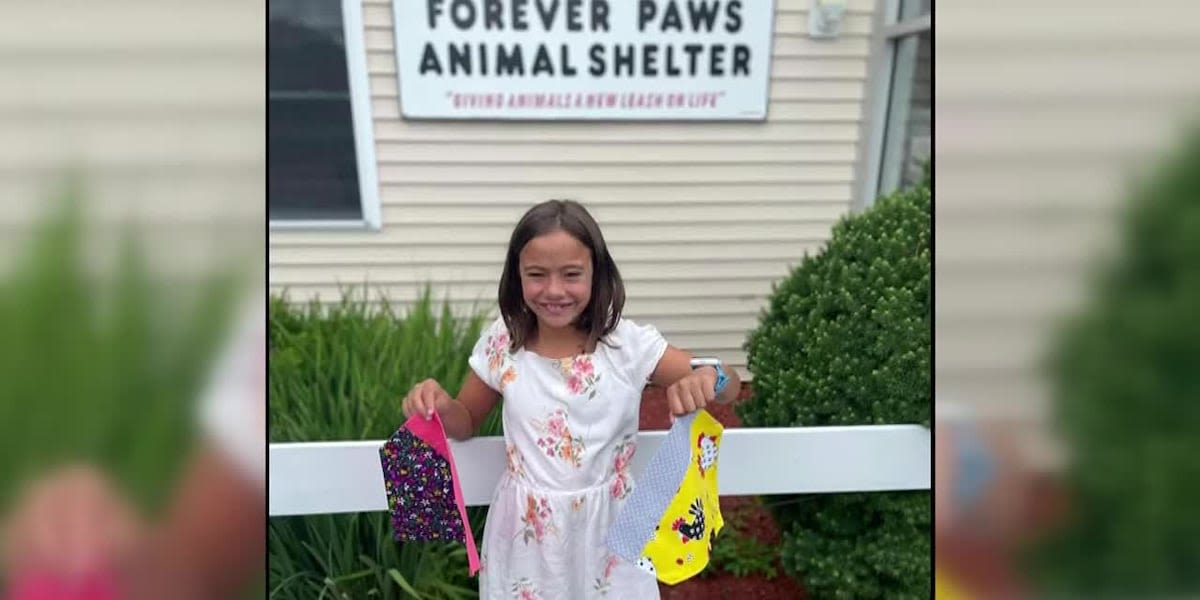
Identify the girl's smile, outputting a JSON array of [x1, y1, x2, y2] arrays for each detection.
[[518, 229, 594, 331]]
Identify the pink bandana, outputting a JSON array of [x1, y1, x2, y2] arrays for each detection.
[[378, 411, 480, 576], [5, 569, 118, 600]]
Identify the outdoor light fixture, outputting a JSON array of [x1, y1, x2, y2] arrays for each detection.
[[809, 0, 847, 40]]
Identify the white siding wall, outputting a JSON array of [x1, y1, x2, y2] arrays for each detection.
[[0, 3, 263, 274], [269, 0, 880, 377], [937, 0, 1200, 425]]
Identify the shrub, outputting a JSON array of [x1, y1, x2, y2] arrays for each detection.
[[736, 180, 931, 598], [1029, 127, 1200, 596], [268, 288, 500, 599], [708, 530, 779, 579]]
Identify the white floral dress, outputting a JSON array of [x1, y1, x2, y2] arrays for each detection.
[[468, 317, 668, 599]]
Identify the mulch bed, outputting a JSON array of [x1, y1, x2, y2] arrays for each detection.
[[638, 384, 808, 599]]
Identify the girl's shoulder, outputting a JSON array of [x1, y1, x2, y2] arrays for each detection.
[[484, 315, 509, 337], [609, 317, 659, 340], [603, 317, 667, 355], [473, 316, 512, 351], [603, 317, 669, 386]]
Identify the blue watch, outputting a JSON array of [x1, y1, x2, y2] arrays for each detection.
[[689, 358, 729, 395]]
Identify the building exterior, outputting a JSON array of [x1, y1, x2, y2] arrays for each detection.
[[937, 0, 1200, 428], [3, 4, 262, 277], [267, 0, 932, 378]]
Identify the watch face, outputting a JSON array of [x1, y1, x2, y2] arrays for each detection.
[[690, 358, 722, 368]]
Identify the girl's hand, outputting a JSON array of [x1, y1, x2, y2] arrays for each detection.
[[403, 379, 452, 420], [666, 367, 717, 416], [2, 465, 145, 579]]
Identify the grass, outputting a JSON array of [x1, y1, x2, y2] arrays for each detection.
[[0, 183, 249, 590], [268, 287, 501, 599]]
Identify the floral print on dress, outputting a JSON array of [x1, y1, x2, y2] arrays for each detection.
[[486, 330, 510, 371], [533, 408, 585, 468], [593, 554, 622, 596], [505, 443, 527, 480], [511, 577, 544, 599], [486, 330, 518, 391], [551, 354, 601, 399], [518, 494, 558, 545], [500, 366, 517, 390], [609, 433, 637, 500]]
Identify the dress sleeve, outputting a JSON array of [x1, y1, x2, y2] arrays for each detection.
[[614, 318, 670, 388], [467, 317, 508, 392]]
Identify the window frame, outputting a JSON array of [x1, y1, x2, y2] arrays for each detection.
[[854, 0, 931, 212], [268, 0, 382, 231]]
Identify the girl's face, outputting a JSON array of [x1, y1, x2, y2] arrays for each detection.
[[518, 229, 593, 331]]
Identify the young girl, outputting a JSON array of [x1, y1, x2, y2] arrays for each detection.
[[402, 199, 741, 598]]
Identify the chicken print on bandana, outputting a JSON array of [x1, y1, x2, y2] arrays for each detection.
[[605, 409, 725, 585], [533, 408, 585, 468], [697, 432, 719, 478], [551, 355, 601, 399], [671, 499, 707, 544]]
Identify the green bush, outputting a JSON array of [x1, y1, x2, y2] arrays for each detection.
[[1029, 127, 1200, 596], [268, 289, 500, 599], [707, 527, 779, 580], [736, 180, 931, 598]]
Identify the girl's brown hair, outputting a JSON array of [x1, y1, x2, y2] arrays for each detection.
[[498, 200, 625, 352]]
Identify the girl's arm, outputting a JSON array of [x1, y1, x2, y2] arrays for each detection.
[[441, 371, 501, 441], [649, 346, 742, 413], [403, 371, 499, 441]]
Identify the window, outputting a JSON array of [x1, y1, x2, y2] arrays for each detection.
[[269, 0, 380, 229], [880, 30, 930, 191], [857, 0, 931, 208]]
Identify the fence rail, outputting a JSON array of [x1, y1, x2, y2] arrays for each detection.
[[269, 425, 931, 517]]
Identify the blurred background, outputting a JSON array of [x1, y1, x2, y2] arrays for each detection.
[[935, 0, 1200, 597], [0, 1, 264, 596]]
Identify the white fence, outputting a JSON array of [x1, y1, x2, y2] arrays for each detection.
[[269, 425, 931, 516]]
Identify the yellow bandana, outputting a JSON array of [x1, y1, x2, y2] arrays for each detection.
[[637, 409, 725, 584], [935, 569, 970, 600]]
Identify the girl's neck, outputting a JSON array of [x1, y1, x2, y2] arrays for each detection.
[[530, 323, 590, 357]]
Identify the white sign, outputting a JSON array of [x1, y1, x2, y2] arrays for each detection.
[[392, 0, 777, 120]]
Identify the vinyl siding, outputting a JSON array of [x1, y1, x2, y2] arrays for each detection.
[[936, 0, 1200, 422], [0, 3, 264, 274]]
